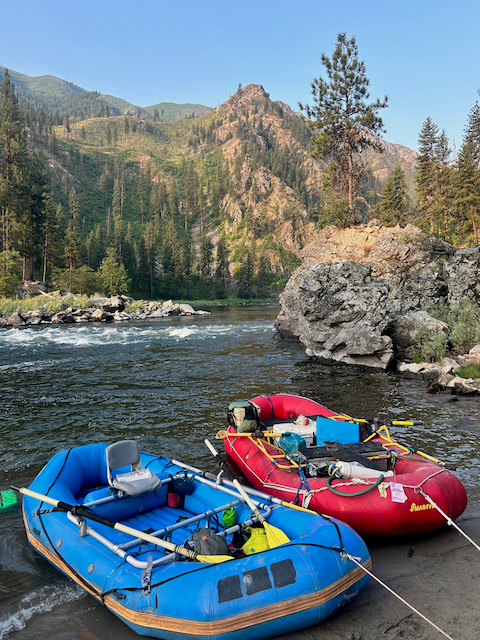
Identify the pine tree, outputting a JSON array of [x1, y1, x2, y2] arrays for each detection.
[[137, 168, 146, 224], [214, 233, 230, 297], [144, 215, 160, 299], [0, 69, 29, 253], [0, 247, 21, 295], [42, 196, 59, 282], [464, 102, 480, 162], [256, 254, 271, 297], [199, 234, 214, 279], [415, 117, 439, 233], [434, 130, 454, 239], [454, 140, 480, 244], [162, 218, 181, 278], [111, 177, 123, 259], [300, 33, 388, 223], [377, 166, 410, 226], [99, 246, 131, 296], [237, 248, 255, 299]]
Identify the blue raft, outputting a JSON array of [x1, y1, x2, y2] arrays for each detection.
[[22, 442, 371, 640]]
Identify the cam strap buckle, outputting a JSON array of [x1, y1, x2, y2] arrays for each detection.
[[141, 555, 153, 594]]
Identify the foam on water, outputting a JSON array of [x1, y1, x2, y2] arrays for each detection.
[[0, 582, 85, 639], [0, 320, 274, 352]]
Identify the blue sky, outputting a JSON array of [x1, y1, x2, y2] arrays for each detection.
[[1, 0, 479, 151]]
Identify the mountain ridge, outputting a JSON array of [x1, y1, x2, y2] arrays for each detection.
[[0, 66, 212, 122]]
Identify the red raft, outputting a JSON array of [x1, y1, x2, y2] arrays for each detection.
[[223, 394, 467, 537]]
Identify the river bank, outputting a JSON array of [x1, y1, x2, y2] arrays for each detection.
[[311, 515, 480, 640], [0, 295, 211, 327]]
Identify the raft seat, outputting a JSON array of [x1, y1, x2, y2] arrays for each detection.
[[106, 440, 162, 496]]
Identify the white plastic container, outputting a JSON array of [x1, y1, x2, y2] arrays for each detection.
[[335, 461, 394, 480], [273, 418, 316, 447]]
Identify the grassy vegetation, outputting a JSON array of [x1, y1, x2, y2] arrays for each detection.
[[412, 298, 480, 362], [0, 294, 100, 316], [456, 364, 480, 379], [413, 322, 448, 362]]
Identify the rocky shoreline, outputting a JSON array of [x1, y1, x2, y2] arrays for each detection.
[[0, 295, 210, 328]]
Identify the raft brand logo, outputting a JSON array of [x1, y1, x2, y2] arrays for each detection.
[[409, 502, 435, 512]]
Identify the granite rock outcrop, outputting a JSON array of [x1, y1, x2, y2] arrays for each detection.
[[275, 221, 479, 370]]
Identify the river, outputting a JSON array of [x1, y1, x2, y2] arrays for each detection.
[[0, 305, 479, 639]]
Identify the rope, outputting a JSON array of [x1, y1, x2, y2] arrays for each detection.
[[326, 474, 385, 496], [418, 488, 480, 553], [344, 554, 455, 640]]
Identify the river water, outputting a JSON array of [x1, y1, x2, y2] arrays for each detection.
[[0, 305, 479, 639]]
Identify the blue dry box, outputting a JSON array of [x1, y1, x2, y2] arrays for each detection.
[[316, 417, 360, 445]]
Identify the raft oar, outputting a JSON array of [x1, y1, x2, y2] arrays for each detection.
[[204, 439, 290, 548], [11, 485, 232, 564], [216, 430, 284, 439]]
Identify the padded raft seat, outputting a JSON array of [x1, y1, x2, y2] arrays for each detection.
[[106, 440, 162, 496]]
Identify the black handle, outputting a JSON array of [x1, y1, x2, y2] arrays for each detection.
[[204, 439, 235, 482]]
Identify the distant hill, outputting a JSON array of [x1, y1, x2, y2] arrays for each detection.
[[143, 102, 212, 121], [101, 94, 212, 121], [364, 139, 417, 197], [0, 66, 106, 117], [0, 66, 212, 122]]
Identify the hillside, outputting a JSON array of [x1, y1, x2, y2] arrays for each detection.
[[144, 102, 212, 121], [3, 74, 419, 299], [41, 84, 326, 272], [101, 95, 212, 121], [0, 66, 212, 123]]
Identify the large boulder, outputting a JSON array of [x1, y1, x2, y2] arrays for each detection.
[[14, 281, 47, 299], [275, 221, 480, 370], [276, 260, 393, 369], [101, 296, 126, 313], [7, 312, 25, 326]]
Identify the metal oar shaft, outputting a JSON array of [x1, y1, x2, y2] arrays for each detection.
[[11, 485, 232, 563]]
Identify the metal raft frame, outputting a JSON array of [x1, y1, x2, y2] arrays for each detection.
[[65, 472, 273, 569]]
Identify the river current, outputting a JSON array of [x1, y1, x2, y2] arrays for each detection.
[[0, 305, 479, 639]]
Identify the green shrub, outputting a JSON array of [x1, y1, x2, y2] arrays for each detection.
[[421, 333, 448, 362], [411, 353, 422, 364], [124, 299, 145, 313], [51, 266, 100, 295], [449, 300, 480, 354], [413, 321, 448, 362], [456, 364, 480, 379], [426, 300, 450, 324]]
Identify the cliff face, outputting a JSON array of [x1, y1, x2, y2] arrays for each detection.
[[275, 221, 480, 369]]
